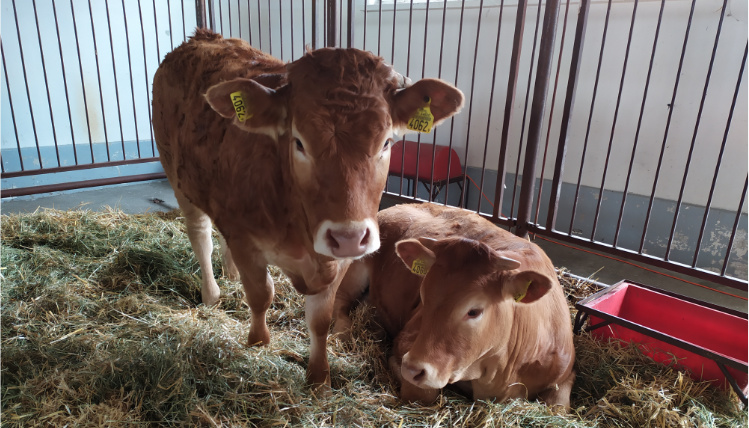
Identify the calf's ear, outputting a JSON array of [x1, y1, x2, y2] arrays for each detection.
[[391, 79, 464, 132], [505, 271, 553, 304], [205, 78, 287, 137], [395, 239, 437, 277]]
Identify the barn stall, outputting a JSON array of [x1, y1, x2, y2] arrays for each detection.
[[1, 0, 746, 426]]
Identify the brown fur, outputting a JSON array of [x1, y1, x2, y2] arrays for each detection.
[[334, 203, 575, 407], [151, 30, 464, 387]]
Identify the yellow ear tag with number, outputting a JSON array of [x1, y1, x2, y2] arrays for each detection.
[[514, 280, 532, 302], [230, 91, 251, 122], [411, 258, 430, 276], [407, 97, 434, 133]]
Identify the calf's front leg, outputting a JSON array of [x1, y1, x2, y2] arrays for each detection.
[[305, 281, 340, 388]]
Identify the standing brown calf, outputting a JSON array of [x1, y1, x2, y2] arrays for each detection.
[[334, 203, 575, 406], [151, 30, 464, 386]]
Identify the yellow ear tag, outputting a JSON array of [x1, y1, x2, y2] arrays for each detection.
[[406, 97, 434, 133], [411, 259, 430, 276], [514, 280, 532, 302], [230, 91, 251, 122]]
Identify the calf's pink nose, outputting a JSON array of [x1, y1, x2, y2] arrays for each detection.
[[326, 227, 370, 258]]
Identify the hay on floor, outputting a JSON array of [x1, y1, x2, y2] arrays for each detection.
[[1, 208, 745, 427]]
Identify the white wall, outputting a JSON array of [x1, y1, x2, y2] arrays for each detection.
[[356, 0, 747, 212]]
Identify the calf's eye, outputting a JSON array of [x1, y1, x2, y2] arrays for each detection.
[[295, 139, 305, 153], [466, 308, 483, 319], [383, 138, 393, 151]]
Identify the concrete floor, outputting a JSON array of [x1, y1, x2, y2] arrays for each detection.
[[2, 179, 747, 313]]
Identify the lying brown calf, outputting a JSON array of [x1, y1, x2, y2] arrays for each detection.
[[333, 203, 575, 407]]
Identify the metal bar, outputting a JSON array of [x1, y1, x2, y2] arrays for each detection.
[[301, 0, 305, 49], [510, 0, 543, 222], [545, 0, 589, 231], [347, 0, 354, 48], [613, 0, 666, 247], [463, 0, 488, 212], [448, 0, 468, 207], [665, 0, 728, 262], [152, 0, 162, 59], [361, 0, 366, 50], [338, 0, 343, 47], [268, 0, 273, 51], [534, 0, 571, 224], [436, 0, 449, 205], [121, 0, 142, 157], [218, 0, 224, 33], [326, 0, 336, 47], [32, 0, 63, 166], [516, 0, 560, 237], [238, 0, 242, 40], [248, 0, 253, 45], [291, 0, 295, 56], [87, 0, 111, 162], [722, 177, 748, 277], [105, 1, 127, 160], [492, 0, 528, 220], [136, 0, 156, 155], [377, 0, 383, 55], [421, 0, 433, 202], [279, 0, 284, 58], [692, 44, 746, 269], [183, 1, 188, 39], [639, 0, 697, 253], [1, 157, 161, 179], [166, 0, 174, 51], [1, 172, 167, 199], [208, 0, 216, 31], [1, 43, 24, 171], [568, 0, 612, 238], [257, 0, 263, 49], [52, 1, 80, 166], [13, 0, 45, 168], [590, 0, 639, 240], [228, 0, 233, 36], [196, 0, 206, 28]]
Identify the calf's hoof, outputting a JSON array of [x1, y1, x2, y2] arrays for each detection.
[[247, 326, 271, 347], [201, 283, 221, 306]]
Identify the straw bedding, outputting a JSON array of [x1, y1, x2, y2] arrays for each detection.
[[1, 208, 745, 427]]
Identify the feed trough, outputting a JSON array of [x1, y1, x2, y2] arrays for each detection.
[[574, 280, 748, 405]]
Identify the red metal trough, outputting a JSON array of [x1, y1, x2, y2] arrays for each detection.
[[574, 280, 748, 405]]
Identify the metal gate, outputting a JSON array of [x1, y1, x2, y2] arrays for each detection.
[[2, 0, 746, 291]]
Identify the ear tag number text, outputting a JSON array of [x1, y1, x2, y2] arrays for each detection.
[[411, 259, 430, 276], [407, 97, 434, 133], [230, 91, 251, 122]]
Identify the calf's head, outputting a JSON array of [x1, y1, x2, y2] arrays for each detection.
[[205, 49, 464, 259], [394, 237, 554, 390]]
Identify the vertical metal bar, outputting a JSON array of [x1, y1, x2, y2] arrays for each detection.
[[291, 0, 295, 57], [461, 0, 486, 210], [196, 0, 207, 29], [692, 43, 746, 268], [722, 176, 748, 277], [302, 0, 306, 49], [311, 0, 317, 50], [229, 0, 234, 37], [568, 0, 612, 238], [87, 0, 111, 162], [257, 0, 263, 49], [339, 0, 343, 47], [1, 43, 24, 171], [279, 0, 285, 58], [12, 0, 45, 168], [509, 0, 543, 220], [105, 1, 127, 160], [121, 0, 141, 157], [136, 0, 156, 155], [182, 1, 187, 39], [666, 0, 728, 261], [152, 0, 162, 60], [515, 0, 560, 237], [390, 0, 398, 64], [477, 0, 506, 214], [268, 0, 273, 52], [591, 0, 639, 240], [326, 0, 337, 47], [639, 0, 697, 253], [347, 0, 355, 48], [32, 0, 64, 166], [534, 0, 571, 225], [52, 0, 80, 165], [166, 0, 174, 50], [492, 0, 528, 219], [377, 0, 383, 55], [248, 0, 253, 45], [208, 0, 216, 31], [448, 0, 467, 206], [362, 0, 367, 50], [545, 0, 589, 231], [218, 0, 224, 34], [70, 0, 97, 162], [433, 0, 449, 205], [613, 0, 666, 247]]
